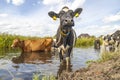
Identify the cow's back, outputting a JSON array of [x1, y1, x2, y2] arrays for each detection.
[[30, 38, 53, 51], [30, 39, 46, 51]]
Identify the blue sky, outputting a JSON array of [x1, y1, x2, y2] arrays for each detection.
[[0, 0, 120, 37]]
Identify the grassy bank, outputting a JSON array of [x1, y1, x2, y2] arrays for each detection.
[[58, 48, 120, 80], [0, 33, 47, 49], [87, 48, 120, 65], [0, 33, 46, 56], [75, 37, 95, 48], [98, 49, 120, 62], [32, 74, 56, 80], [0, 33, 97, 49]]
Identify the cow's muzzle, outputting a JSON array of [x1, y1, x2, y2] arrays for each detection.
[[64, 18, 74, 26]]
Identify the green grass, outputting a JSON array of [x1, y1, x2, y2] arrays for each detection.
[[0, 33, 98, 49], [42, 75, 56, 80], [75, 37, 95, 48], [0, 33, 50, 56], [32, 73, 40, 80], [97, 50, 120, 63], [32, 73, 56, 80], [86, 48, 120, 65], [0, 33, 52, 49]]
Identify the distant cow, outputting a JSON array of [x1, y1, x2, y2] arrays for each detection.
[[111, 30, 120, 52], [101, 30, 120, 52], [11, 38, 53, 52], [94, 38, 100, 49], [48, 6, 82, 65], [102, 34, 115, 52]]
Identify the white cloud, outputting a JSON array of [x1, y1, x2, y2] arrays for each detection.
[[0, 13, 58, 37], [6, 0, 10, 3], [75, 24, 120, 37], [12, 0, 25, 6], [2, 0, 120, 38], [103, 11, 120, 23], [42, 0, 85, 11], [0, 13, 8, 17], [0, 12, 120, 37], [43, 0, 62, 5], [71, 0, 85, 10]]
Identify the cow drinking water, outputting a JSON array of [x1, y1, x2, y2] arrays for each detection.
[[48, 6, 82, 65]]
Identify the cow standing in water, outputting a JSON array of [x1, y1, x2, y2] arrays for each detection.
[[11, 38, 53, 52], [94, 38, 101, 49], [48, 6, 82, 65]]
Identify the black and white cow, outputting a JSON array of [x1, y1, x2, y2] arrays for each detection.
[[102, 34, 115, 52], [48, 6, 82, 65], [111, 30, 120, 52], [102, 30, 120, 52]]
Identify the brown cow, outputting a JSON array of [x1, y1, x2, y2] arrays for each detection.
[[11, 38, 53, 52]]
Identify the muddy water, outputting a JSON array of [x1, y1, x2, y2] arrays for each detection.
[[0, 47, 100, 80]]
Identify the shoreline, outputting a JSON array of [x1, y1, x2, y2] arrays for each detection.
[[58, 51, 120, 80]]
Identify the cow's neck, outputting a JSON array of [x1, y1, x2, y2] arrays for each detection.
[[60, 26, 71, 37], [19, 41, 24, 51], [60, 25, 72, 47]]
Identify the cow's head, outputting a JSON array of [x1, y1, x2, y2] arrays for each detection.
[[48, 6, 82, 34], [11, 38, 21, 48]]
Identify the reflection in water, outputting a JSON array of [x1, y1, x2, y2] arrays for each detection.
[[57, 62, 72, 79], [0, 48, 100, 80], [94, 48, 100, 53], [12, 64, 20, 71], [12, 51, 52, 64]]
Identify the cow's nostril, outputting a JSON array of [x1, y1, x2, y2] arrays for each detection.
[[65, 20, 68, 22], [71, 19, 73, 22]]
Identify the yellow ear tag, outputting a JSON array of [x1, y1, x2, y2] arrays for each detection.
[[75, 13, 79, 17], [53, 16, 57, 20]]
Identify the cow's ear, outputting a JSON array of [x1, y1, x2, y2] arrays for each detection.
[[48, 11, 59, 20], [74, 8, 82, 18]]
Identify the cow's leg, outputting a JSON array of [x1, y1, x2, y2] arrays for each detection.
[[59, 49, 63, 63], [115, 41, 119, 52], [66, 57, 70, 66], [65, 47, 72, 65], [65, 29, 76, 65]]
